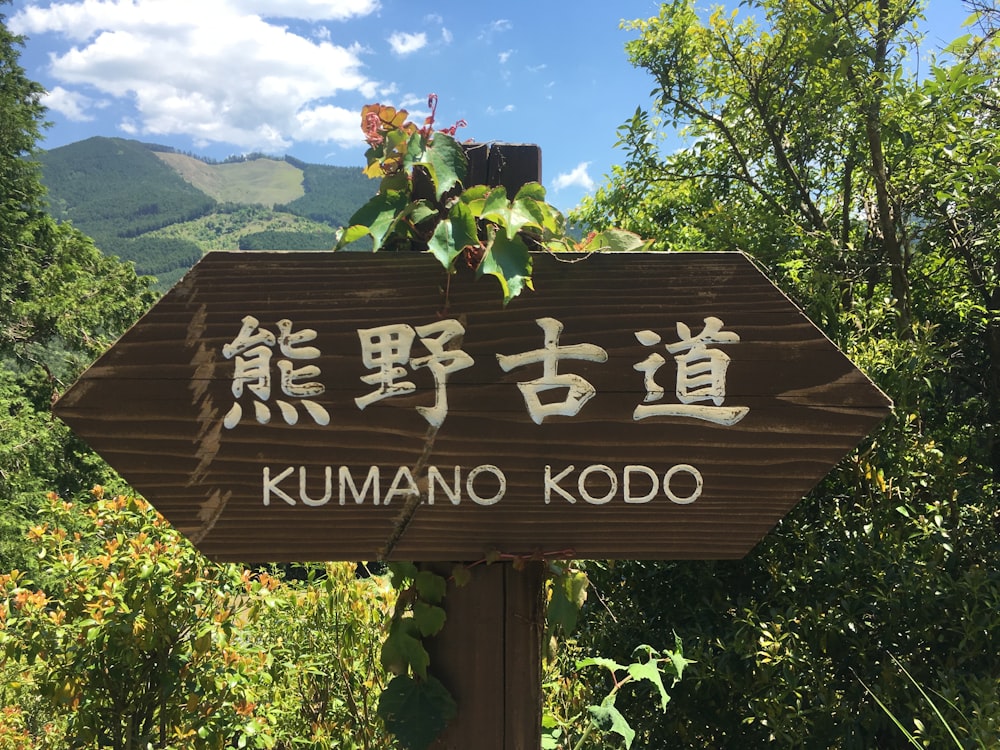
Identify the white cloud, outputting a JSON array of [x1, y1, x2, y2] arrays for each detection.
[[43, 85, 97, 121], [388, 31, 427, 56], [293, 104, 361, 145], [553, 162, 595, 192], [483, 19, 512, 36], [10, 0, 380, 151], [485, 104, 515, 115], [11, 0, 379, 39], [498, 49, 513, 64]]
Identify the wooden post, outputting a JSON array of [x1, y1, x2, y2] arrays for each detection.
[[424, 143, 545, 749], [422, 561, 545, 749]]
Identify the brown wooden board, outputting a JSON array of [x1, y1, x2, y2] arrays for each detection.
[[53, 250, 891, 562]]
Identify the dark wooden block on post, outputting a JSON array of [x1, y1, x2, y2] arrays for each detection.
[[462, 143, 542, 195]]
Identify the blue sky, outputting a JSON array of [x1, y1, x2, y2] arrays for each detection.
[[7, 0, 972, 212]]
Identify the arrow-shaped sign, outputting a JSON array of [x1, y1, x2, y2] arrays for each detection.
[[54, 251, 891, 562]]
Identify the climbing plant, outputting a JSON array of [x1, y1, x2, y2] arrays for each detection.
[[336, 95, 649, 303]]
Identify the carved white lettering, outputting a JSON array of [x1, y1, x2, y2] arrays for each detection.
[[578, 464, 617, 505], [263, 466, 295, 506], [262, 464, 703, 508], [338, 466, 381, 505], [624, 464, 659, 504], [300, 465, 332, 507], [664, 464, 703, 504], [427, 465, 461, 505], [545, 463, 704, 505], [544, 464, 577, 504], [466, 465, 506, 506], [385, 466, 419, 505]]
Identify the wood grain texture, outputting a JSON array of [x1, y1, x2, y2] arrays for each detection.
[[421, 561, 544, 750], [54, 250, 892, 562]]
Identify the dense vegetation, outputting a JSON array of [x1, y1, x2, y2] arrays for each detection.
[[0, 4, 155, 580], [572, 0, 1000, 745], [237, 229, 339, 251], [277, 160, 375, 227]]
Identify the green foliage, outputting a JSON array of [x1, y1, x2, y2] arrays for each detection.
[[245, 562, 396, 750], [238, 229, 339, 251], [0, 492, 276, 749], [337, 96, 649, 304], [40, 137, 217, 243], [376, 562, 455, 750], [571, 1, 1000, 746], [377, 675, 456, 750], [542, 639, 689, 750], [0, 6, 155, 575], [279, 162, 378, 226], [0, 493, 399, 750], [38, 138, 378, 285]]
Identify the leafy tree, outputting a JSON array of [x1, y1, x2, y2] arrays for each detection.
[[574, 0, 1000, 745], [0, 2, 155, 573]]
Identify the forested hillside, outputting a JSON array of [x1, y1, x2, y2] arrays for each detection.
[[39, 137, 375, 289]]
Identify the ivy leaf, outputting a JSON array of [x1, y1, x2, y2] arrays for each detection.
[[588, 694, 636, 749], [428, 218, 459, 270], [414, 570, 447, 604], [514, 183, 564, 235], [479, 229, 532, 305], [428, 202, 478, 272], [424, 133, 468, 199], [339, 190, 409, 250], [381, 620, 430, 679], [460, 184, 490, 216], [579, 228, 652, 253], [407, 200, 438, 227], [412, 601, 447, 637], [548, 574, 588, 638], [577, 656, 628, 672], [377, 674, 457, 750], [514, 181, 547, 203], [481, 185, 510, 219], [451, 563, 472, 587], [388, 562, 419, 586]]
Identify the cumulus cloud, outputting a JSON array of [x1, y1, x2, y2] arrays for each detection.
[[388, 31, 427, 56], [553, 162, 595, 192], [10, 0, 380, 151], [498, 50, 513, 64], [43, 86, 98, 121]]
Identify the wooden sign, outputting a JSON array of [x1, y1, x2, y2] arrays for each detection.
[[53, 250, 891, 562]]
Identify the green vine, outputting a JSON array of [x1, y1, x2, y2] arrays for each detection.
[[376, 562, 456, 750], [335, 94, 650, 304]]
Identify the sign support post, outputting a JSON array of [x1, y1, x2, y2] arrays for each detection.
[[422, 145, 545, 750], [422, 560, 545, 750]]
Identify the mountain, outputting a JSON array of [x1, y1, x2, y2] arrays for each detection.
[[39, 137, 376, 290]]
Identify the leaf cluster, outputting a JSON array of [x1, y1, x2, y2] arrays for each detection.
[[376, 562, 456, 750], [337, 97, 649, 304]]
